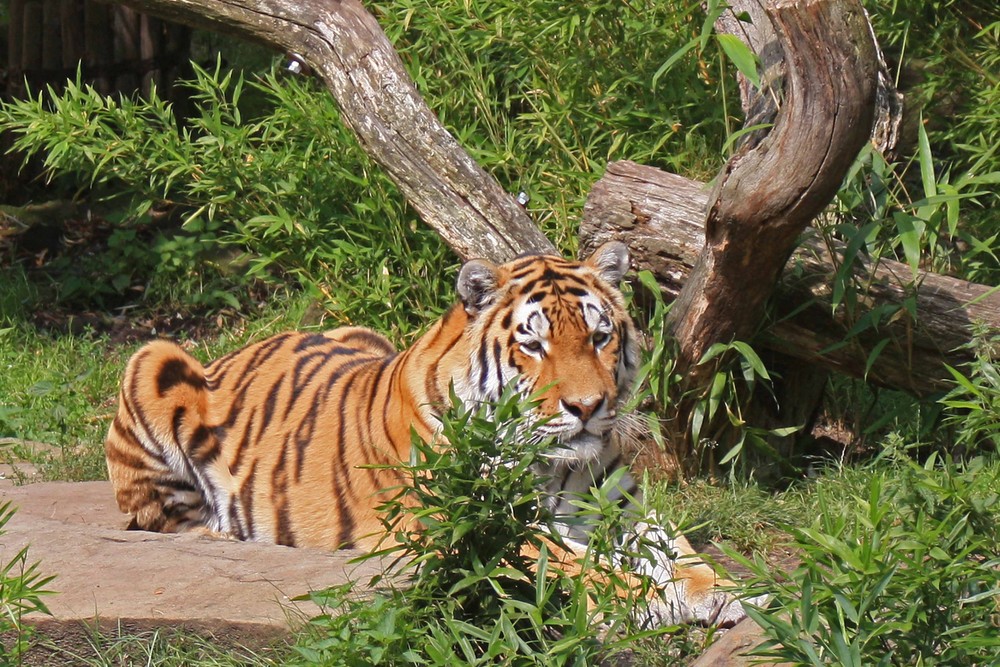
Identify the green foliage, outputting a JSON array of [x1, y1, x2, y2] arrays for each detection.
[[862, 1, 1000, 282], [829, 135, 1000, 297], [941, 327, 1000, 453], [375, 0, 735, 247], [0, 502, 55, 665], [630, 271, 793, 474], [0, 0, 742, 318], [0, 324, 120, 480], [733, 451, 1000, 666], [0, 62, 453, 333], [52, 627, 288, 667], [294, 389, 678, 666], [868, 1, 1000, 172]]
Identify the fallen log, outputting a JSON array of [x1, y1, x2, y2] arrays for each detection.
[[581, 160, 1000, 398]]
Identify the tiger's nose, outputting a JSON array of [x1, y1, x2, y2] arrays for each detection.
[[560, 395, 606, 423]]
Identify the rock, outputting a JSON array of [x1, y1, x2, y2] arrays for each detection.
[[689, 618, 793, 667], [0, 480, 791, 666], [0, 481, 385, 647]]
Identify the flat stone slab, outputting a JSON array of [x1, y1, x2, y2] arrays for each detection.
[[0, 481, 385, 637], [0, 481, 784, 666]]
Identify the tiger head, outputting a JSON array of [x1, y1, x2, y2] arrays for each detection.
[[453, 241, 639, 465]]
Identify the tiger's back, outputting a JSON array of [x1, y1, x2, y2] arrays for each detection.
[[106, 327, 419, 549]]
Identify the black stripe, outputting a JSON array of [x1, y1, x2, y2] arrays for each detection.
[[294, 334, 333, 351], [190, 425, 220, 464], [156, 358, 205, 396], [365, 357, 393, 432], [287, 345, 369, 418], [239, 460, 257, 539], [339, 330, 396, 355], [228, 405, 258, 476], [155, 477, 198, 493], [331, 367, 365, 546], [261, 373, 286, 429], [230, 334, 292, 394], [293, 407, 318, 483], [171, 406, 187, 447], [492, 338, 503, 392], [477, 337, 491, 394], [272, 438, 296, 546]]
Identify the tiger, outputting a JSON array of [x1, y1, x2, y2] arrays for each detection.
[[104, 241, 749, 627]]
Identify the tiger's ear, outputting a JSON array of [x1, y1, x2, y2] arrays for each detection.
[[457, 259, 500, 314], [586, 241, 630, 284]]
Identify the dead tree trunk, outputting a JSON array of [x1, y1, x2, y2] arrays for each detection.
[[667, 0, 877, 382], [612, 0, 879, 472], [107, 0, 554, 264], [582, 161, 1000, 398]]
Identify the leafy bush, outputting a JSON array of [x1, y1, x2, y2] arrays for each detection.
[[0, 62, 453, 333], [861, 2, 1000, 284], [294, 390, 688, 666], [733, 451, 1000, 666], [0, 502, 54, 665], [629, 270, 792, 475], [375, 0, 735, 247], [941, 327, 1000, 454]]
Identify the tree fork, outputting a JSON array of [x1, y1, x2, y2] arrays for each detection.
[[667, 0, 878, 383], [582, 161, 1000, 399]]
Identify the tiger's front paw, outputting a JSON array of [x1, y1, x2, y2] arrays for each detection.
[[641, 582, 743, 628], [647, 588, 767, 628]]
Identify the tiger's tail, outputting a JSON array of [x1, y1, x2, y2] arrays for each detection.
[[105, 340, 223, 534]]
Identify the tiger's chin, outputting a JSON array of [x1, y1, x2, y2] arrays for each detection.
[[545, 431, 607, 469]]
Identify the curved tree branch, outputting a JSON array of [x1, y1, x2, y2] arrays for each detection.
[[667, 0, 879, 382], [110, 0, 555, 262]]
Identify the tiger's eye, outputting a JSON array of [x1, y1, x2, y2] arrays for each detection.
[[521, 340, 544, 354], [592, 331, 610, 348]]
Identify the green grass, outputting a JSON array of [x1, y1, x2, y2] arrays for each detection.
[[36, 627, 291, 667]]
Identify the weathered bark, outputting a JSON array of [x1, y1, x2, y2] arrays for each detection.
[[668, 0, 877, 381], [620, 0, 878, 470], [715, 1, 903, 159], [108, 0, 554, 263], [583, 161, 1000, 398]]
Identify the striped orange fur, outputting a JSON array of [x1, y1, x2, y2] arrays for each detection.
[[105, 242, 750, 626]]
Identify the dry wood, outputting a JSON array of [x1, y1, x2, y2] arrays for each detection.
[[84, 1, 115, 94], [666, 0, 878, 383], [21, 2, 43, 75], [42, 1, 63, 72], [108, 0, 554, 263], [604, 0, 878, 468], [582, 160, 1000, 397], [60, 1, 84, 71], [715, 1, 903, 158]]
